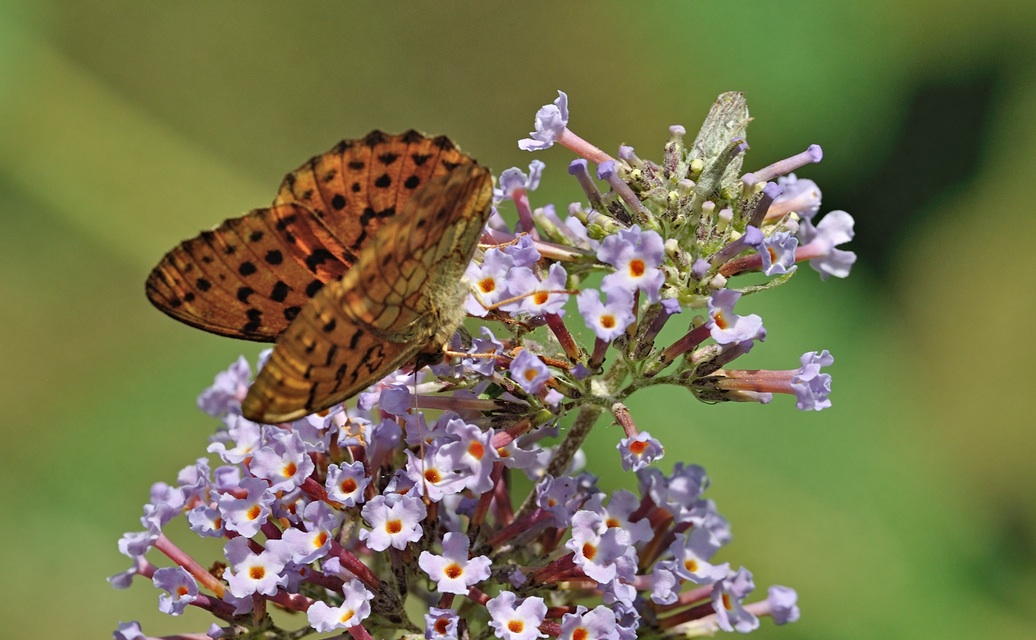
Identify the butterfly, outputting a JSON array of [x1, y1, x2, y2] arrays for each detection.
[[146, 130, 494, 423]]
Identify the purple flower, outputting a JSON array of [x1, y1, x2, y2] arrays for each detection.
[[501, 233, 542, 268], [501, 263, 569, 317], [566, 510, 635, 584], [419, 532, 492, 595], [797, 210, 857, 279], [465, 247, 514, 317], [597, 226, 665, 303], [495, 161, 545, 202], [325, 461, 369, 506], [558, 605, 620, 640], [638, 462, 709, 524], [439, 418, 499, 493], [207, 414, 263, 465], [791, 350, 834, 411], [771, 174, 822, 221], [648, 560, 680, 605], [518, 90, 569, 151], [617, 431, 665, 472], [306, 579, 374, 632], [577, 286, 635, 342], [197, 355, 250, 417], [358, 493, 427, 551], [487, 591, 548, 640], [218, 477, 273, 538], [464, 326, 504, 376], [248, 430, 315, 492], [405, 447, 467, 502], [223, 537, 287, 598], [707, 289, 765, 345], [767, 585, 801, 625], [669, 528, 729, 585], [425, 607, 460, 639], [273, 502, 340, 564], [113, 621, 145, 640], [153, 566, 198, 616], [760, 230, 798, 276], [187, 504, 224, 538], [712, 567, 760, 633], [509, 349, 552, 394]]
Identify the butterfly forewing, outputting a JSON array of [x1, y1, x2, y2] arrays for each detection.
[[146, 130, 474, 342], [241, 160, 494, 423], [273, 130, 472, 255]]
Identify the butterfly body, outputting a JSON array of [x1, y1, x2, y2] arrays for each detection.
[[147, 131, 493, 423]]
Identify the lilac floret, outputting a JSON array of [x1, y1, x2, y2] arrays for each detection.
[[518, 90, 569, 151], [218, 476, 273, 538], [197, 356, 250, 417], [598, 226, 665, 303], [768, 585, 801, 624], [153, 566, 198, 616], [761, 230, 799, 276], [426, 607, 460, 639], [419, 532, 491, 595], [559, 605, 620, 640], [306, 579, 374, 632], [791, 350, 834, 411], [113, 621, 145, 640], [325, 461, 370, 506], [712, 567, 760, 633], [509, 349, 552, 393], [797, 210, 857, 280], [359, 493, 427, 551], [495, 160, 545, 204], [707, 289, 765, 345], [618, 431, 665, 472], [223, 537, 287, 598], [248, 430, 314, 492], [487, 591, 548, 640], [577, 286, 635, 342]]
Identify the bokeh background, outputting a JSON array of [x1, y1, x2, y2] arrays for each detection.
[[2, 2, 1034, 638]]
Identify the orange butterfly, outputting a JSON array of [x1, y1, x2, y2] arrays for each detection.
[[147, 131, 493, 423]]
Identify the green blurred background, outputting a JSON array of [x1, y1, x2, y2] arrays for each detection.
[[2, 1, 1034, 638]]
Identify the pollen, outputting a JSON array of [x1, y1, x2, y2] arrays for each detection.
[[425, 469, 442, 483], [524, 369, 538, 381], [714, 310, 729, 330], [629, 440, 648, 455], [479, 278, 496, 293], [533, 291, 549, 304], [340, 609, 355, 623], [600, 314, 616, 329], [444, 563, 463, 579], [508, 620, 525, 633], [573, 629, 589, 640], [722, 593, 733, 610], [581, 542, 597, 560], [435, 618, 450, 634], [313, 531, 328, 548], [282, 462, 297, 478], [767, 247, 778, 262], [249, 565, 265, 580], [468, 440, 485, 460], [386, 519, 403, 534], [340, 478, 357, 493], [176, 586, 189, 596], [684, 558, 699, 572], [246, 505, 261, 521], [628, 258, 645, 277]]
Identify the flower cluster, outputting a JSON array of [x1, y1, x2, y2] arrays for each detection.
[[112, 91, 853, 639]]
